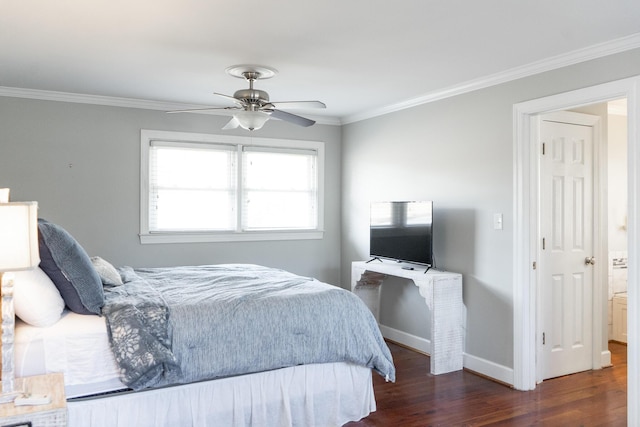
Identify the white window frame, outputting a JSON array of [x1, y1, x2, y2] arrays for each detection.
[[140, 129, 324, 244]]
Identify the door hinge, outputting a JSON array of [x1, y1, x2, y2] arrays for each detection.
[[542, 332, 545, 345], [532, 261, 537, 270], [542, 143, 546, 155]]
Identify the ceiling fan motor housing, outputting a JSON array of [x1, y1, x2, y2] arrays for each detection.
[[233, 88, 269, 107]]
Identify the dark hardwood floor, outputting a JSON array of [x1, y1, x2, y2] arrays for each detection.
[[345, 341, 627, 426]]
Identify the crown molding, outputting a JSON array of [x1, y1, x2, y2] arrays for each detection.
[[0, 86, 342, 126], [0, 86, 197, 111], [343, 32, 640, 124]]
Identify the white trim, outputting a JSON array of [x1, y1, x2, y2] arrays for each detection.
[[378, 324, 430, 354], [463, 353, 514, 387], [601, 349, 612, 368], [627, 81, 640, 427], [140, 230, 323, 244], [380, 324, 515, 386], [513, 98, 539, 391], [139, 129, 325, 244], [513, 76, 640, 426], [344, 33, 640, 124], [0, 86, 206, 112]]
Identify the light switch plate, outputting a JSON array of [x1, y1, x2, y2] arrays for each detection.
[[494, 213, 503, 230]]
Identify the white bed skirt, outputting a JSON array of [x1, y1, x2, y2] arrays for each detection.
[[68, 362, 375, 427]]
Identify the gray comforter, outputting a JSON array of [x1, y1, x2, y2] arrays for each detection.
[[102, 264, 395, 390]]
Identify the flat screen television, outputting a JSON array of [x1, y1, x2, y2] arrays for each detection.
[[369, 201, 433, 266]]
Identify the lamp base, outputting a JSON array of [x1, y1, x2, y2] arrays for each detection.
[[1, 272, 19, 404]]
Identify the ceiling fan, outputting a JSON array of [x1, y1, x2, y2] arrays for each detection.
[[168, 65, 326, 131]]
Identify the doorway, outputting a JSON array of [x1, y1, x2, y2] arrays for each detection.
[[512, 76, 639, 425], [536, 104, 628, 381]]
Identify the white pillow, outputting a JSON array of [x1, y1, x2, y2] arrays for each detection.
[[13, 267, 65, 327]]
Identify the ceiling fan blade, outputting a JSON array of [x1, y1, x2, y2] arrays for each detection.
[[167, 106, 238, 114], [222, 116, 240, 130], [269, 109, 315, 127], [214, 92, 246, 106], [268, 100, 326, 110]]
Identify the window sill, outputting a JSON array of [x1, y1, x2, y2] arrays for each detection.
[[139, 230, 324, 244]]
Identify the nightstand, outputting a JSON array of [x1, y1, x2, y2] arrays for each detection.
[[0, 373, 66, 427]]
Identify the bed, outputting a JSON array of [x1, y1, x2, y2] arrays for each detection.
[[11, 220, 395, 426]]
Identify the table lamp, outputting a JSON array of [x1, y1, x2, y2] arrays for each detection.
[[0, 189, 40, 403]]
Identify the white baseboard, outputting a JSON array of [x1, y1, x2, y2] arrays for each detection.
[[380, 323, 514, 386], [463, 353, 514, 386], [380, 325, 614, 387], [601, 350, 612, 368], [379, 324, 430, 354]]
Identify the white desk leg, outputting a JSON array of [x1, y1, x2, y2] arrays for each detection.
[[430, 276, 464, 374]]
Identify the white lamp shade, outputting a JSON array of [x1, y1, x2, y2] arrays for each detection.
[[0, 202, 40, 271]]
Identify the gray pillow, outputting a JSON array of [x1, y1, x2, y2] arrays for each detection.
[[38, 219, 104, 315], [91, 256, 123, 286]]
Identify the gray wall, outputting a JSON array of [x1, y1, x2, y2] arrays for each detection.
[[0, 97, 343, 284], [2, 47, 639, 374], [341, 48, 640, 369]]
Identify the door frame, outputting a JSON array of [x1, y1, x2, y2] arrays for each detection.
[[535, 110, 603, 383], [513, 76, 639, 425]]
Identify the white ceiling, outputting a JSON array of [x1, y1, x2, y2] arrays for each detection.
[[1, 1, 639, 124]]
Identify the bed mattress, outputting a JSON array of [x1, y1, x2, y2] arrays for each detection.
[[15, 310, 127, 398]]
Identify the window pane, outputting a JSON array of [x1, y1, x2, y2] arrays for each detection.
[[245, 191, 316, 229], [154, 189, 235, 230], [244, 151, 315, 191], [154, 146, 231, 189], [150, 145, 236, 231], [242, 150, 317, 230]]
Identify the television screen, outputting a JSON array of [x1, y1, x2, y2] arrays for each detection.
[[369, 201, 433, 266]]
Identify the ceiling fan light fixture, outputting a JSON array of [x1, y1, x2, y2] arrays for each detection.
[[168, 64, 325, 130], [234, 110, 271, 131]]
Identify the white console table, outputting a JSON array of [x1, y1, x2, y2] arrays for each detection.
[[351, 260, 464, 375]]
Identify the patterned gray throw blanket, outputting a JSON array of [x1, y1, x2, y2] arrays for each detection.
[[102, 264, 395, 390]]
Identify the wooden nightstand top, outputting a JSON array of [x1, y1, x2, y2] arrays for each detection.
[[0, 373, 66, 426]]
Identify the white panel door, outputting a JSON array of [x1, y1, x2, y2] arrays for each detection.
[[539, 114, 595, 380]]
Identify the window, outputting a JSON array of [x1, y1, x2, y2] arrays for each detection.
[[140, 130, 324, 243]]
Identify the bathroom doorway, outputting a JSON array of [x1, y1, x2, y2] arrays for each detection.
[[513, 76, 639, 425], [606, 98, 628, 349], [556, 98, 628, 368]]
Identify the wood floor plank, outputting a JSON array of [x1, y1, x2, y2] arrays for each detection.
[[344, 341, 627, 426]]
